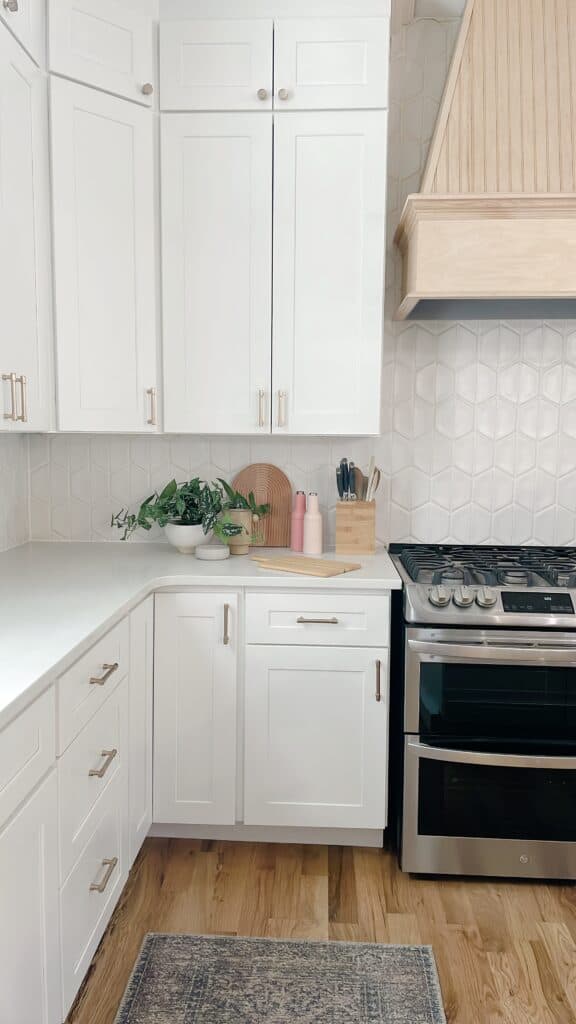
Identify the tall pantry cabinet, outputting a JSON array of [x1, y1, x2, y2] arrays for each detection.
[[160, 14, 390, 436]]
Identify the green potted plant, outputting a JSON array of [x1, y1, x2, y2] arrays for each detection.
[[111, 478, 243, 554], [217, 479, 270, 556]]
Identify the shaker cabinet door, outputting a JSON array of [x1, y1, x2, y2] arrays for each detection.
[[162, 113, 272, 434], [160, 18, 273, 111], [274, 17, 390, 110], [154, 594, 238, 825], [272, 111, 387, 435], [0, 25, 53, 431], [244, 645, 389, 829], [0, 773, 61, 1024], [51, 79, 158, 432], [0, 0, 44, 65], [128, 596, 154, 863], [49, 0, 154, 104]]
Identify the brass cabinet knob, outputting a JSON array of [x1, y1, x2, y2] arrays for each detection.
[[3, 1, 18, 12], [278, 88, 290, 101], [257, 88, 268, 100], [141, 83, 154, 96]]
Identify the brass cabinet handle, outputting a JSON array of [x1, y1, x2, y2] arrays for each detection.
[[297, 616, 339, 625], [89, 662, 119, 686], [277, 390, 287, 428], [146, 387, 157, 426], [16, 375, 27, 422], [258, 388, 266, 428], [2, 373, 17, 421], [89, 857, 118, 893], [88, 749, 118, 778], [141, 82, 154, 96], [375, 659, 382, 703], [223, 603, 230, 646]]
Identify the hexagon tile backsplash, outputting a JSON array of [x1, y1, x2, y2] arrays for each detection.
[[13, 13, 576, 550]]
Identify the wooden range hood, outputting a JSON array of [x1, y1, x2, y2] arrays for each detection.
[[394, 0, 576, 320]]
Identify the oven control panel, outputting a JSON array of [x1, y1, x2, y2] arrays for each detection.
[[501, 592, 575, 614]]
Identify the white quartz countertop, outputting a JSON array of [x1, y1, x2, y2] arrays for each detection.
[[0, 542, 401, 729]]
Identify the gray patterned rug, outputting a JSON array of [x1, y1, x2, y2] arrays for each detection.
[[114, 934, 446, 1023]]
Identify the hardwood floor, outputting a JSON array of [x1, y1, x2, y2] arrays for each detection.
[[67, 838, 576, 1024]]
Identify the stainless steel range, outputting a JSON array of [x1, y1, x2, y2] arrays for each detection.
[[389, 544, 576, 881]]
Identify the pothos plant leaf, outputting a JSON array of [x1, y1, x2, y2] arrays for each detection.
[[111, 477, 246, 542]]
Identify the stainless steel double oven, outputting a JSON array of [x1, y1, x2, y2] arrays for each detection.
[[401, 627, 576, 879]]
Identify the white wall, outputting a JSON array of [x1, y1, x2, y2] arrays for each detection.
[[25, 13, 576, 549]]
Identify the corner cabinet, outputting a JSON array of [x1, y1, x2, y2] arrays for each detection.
[[50, 77, 158, 432], [160, 15, 389, 437], [0, 23, 53, 432], [153, 593, 238, 824]]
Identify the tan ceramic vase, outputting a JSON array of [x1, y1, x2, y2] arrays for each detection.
[[227, 509, 253, 555]]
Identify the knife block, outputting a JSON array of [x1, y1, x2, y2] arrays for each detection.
[[335, 500, 376, 555]]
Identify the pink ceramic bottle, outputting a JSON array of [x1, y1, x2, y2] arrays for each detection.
[[303, 492, 323, 555], [291, 491, 306, 551]]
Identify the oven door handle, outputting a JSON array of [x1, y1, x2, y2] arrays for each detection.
[[407, 639, 576, 663], [407, 738, 576, 770]]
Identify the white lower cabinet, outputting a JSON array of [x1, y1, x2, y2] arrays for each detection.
[[128, 597, 154, 862], [0, 771, 61, 1024], [244, 645, 389, 829], [60, 769, 128, 1016], [154, 593, 238, 825]]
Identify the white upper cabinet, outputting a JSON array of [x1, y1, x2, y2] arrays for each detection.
[[162, 113, 272, 434], [0, 0, 44, 65], [244, 646, 389, 829], [51, 78, 158, 432], [274, 18, 390, 110], [160, 18, 273, 111], [48, 0, 155, 105], [0, 24, 53, 432], [272, 111, 386, 435], [154, 593, 238, 825]]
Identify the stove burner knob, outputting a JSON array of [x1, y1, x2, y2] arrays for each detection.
[[476, 587, 498, 608], [429, 585, 451, 607], [453, 586, 475, 607]]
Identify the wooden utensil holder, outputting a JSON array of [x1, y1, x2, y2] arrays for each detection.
[[335, 500, 376, 555]]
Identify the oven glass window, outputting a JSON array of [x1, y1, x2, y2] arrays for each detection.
[[419, 758, 576, 841], [419, 662, 576, 742]]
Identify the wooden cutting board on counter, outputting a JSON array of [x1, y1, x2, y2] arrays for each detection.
[[232, 464, 291, 547], [252, 554, 362, 577]]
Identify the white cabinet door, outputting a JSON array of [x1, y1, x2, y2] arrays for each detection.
[[160, 18, 273, 111], [49, 0, 154, 105], [162, 114, 272, 434], [128, 597, 153, 863], [245, 646, 389, 829], [272, 111, 386, 435], [0, 772, 61, 1024], [0, 25, 53, 431], [154, 593, 237, 825], [274, 17, 390, 111], [51, 78, 158, 432], [0, 0, 44, 65]]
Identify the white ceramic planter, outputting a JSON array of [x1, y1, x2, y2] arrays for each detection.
[[164, 523, 213, 554]]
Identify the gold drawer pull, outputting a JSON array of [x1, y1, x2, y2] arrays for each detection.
[[223, 603, 230, 646], [89, 857, 118, 893], [297, 616, 339, 625], [88, 749, 118, 778], [90, 662, 119, 686], [376, 659, 382, 703]]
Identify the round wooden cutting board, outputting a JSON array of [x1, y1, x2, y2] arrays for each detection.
[[231, 464, 292, 547]]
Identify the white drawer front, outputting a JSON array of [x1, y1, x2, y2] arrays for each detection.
[[58, 618, 129, 753], [245, 593, 390, 647], [0, 688, 55, 830], [60, 770, 128, 1017], [59, 681, 127, 883]]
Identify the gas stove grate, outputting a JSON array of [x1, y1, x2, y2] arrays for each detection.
[[395, 544, 576, 588]]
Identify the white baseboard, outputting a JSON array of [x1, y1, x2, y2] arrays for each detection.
[[148, 823, 384, 848]]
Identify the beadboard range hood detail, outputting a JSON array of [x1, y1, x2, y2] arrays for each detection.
[[394, 0, 576, 320]]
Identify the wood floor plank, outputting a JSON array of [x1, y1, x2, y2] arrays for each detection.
[[65, 839, 576, 1024]]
